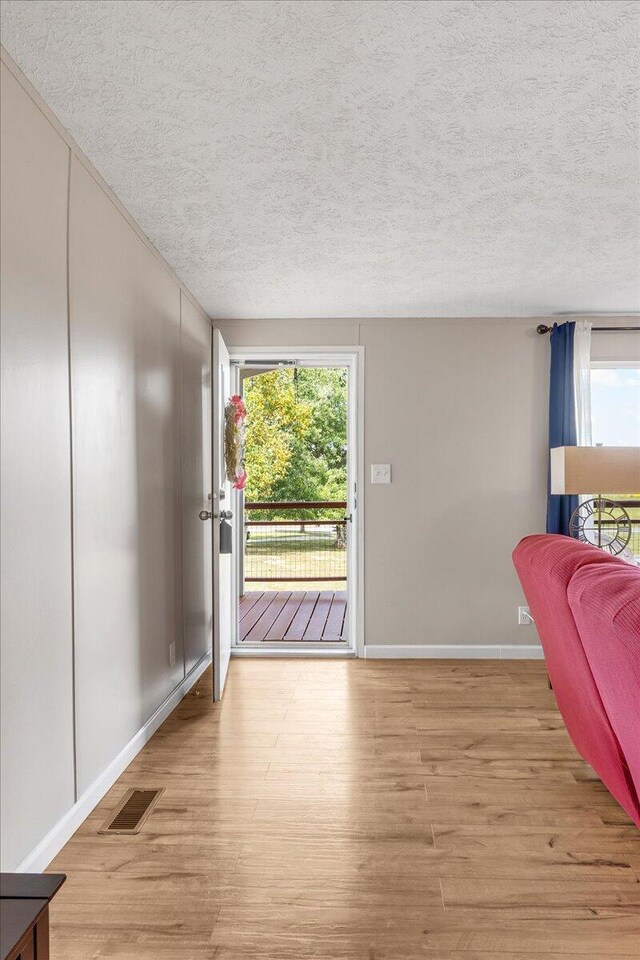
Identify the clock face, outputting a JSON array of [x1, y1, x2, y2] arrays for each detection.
[[569, 498, 632, 556]]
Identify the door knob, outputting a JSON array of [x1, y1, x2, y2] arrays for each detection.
[[220, 510, 233, 520], [199, 510, 212, 521]]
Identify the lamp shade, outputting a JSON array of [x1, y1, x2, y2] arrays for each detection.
[[550, 446, 640, 495]]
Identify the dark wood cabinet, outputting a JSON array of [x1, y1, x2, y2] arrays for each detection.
[[0, 874, 65, 960]]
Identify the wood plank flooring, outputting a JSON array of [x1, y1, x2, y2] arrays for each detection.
[[48, 660, 640, 958], [239, 590, 347, 642]]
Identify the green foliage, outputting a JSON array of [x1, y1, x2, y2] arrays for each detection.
[[243, 370, 310, 501], [244, 368, 347, 519]]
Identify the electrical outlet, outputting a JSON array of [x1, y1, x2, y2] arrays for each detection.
[[371, 464, 391, 484], [169, 641, 176, 666], [518, 606, 533, 626]]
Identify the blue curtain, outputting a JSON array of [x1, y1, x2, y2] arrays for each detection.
[[546, 322, 578, 534]]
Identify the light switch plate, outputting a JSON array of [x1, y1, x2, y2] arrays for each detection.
[[371, 464, 391, 484]]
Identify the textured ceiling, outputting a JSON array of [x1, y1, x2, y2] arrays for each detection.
[[1, 0, 639, 319]]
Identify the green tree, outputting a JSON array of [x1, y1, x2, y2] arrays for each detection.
[[243, 370, 311, 502], [243, 368, 347, 518]]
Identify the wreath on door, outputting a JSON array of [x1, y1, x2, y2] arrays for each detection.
[[224, 394, 247, 490]]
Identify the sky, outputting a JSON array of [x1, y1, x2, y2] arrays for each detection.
[[590, 367, 640, 447]]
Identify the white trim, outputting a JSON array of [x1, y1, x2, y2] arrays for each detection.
[[231, 362, 243, 665], [229, 346, 365, 657], [16, 651, 211, 873], [230, 345, 363, 366], [232, 647, 356, 658], [364, 644, 545, 660], [354, 347, 365, 659]]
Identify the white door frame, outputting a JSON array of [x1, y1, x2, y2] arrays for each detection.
[[229, 345, 364, 658]]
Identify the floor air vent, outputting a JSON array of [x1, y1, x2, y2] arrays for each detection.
[[99, 788, 165, 835]]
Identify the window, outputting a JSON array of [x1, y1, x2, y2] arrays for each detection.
[[590, 364, 640, 557], [590, 366, 640, 447]]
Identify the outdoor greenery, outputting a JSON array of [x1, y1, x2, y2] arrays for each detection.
[[243, 368, 347, 520]]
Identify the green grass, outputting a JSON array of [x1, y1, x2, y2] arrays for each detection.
[[244, 530, 347, 589]]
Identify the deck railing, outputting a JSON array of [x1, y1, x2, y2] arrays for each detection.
[[591, 501, 640, 556], [242, 499, 639, 587], [244, 501, 347, 583]]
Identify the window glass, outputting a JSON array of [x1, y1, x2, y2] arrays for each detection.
[[590, 366, 640, 558], [590, 367, 640, 446]]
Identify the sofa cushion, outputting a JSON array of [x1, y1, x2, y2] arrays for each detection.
[[513, 535, 640, 826], [568, 561, 640, 819]]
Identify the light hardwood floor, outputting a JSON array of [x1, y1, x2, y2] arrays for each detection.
[[48, 659, 640, 958]]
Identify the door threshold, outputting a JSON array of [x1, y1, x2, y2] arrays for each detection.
[[232, 646, 356, 658]]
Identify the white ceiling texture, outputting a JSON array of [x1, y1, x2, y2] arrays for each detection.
[[1, 0, 639, 319]]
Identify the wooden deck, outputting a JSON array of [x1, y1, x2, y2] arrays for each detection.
[[239, 590, 347, 642]]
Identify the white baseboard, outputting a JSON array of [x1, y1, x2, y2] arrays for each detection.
[[17, 651, 212, 873], [364, 644, 545, 660]]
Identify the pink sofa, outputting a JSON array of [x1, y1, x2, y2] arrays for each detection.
[[513, 534, 640, 827]]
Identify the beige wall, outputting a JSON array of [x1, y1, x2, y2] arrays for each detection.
[[591, 328, 640, 364], [0, 56, 212, 870], [216, 317, 550, 651]]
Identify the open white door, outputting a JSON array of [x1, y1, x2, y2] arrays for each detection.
[[212, 328, 234, 700]]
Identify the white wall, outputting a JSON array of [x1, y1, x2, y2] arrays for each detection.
[[0, 54, 212, 870], [0, 64, 75, 872], [69, 159, 187, 793], [216, 317, 550, 651]]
